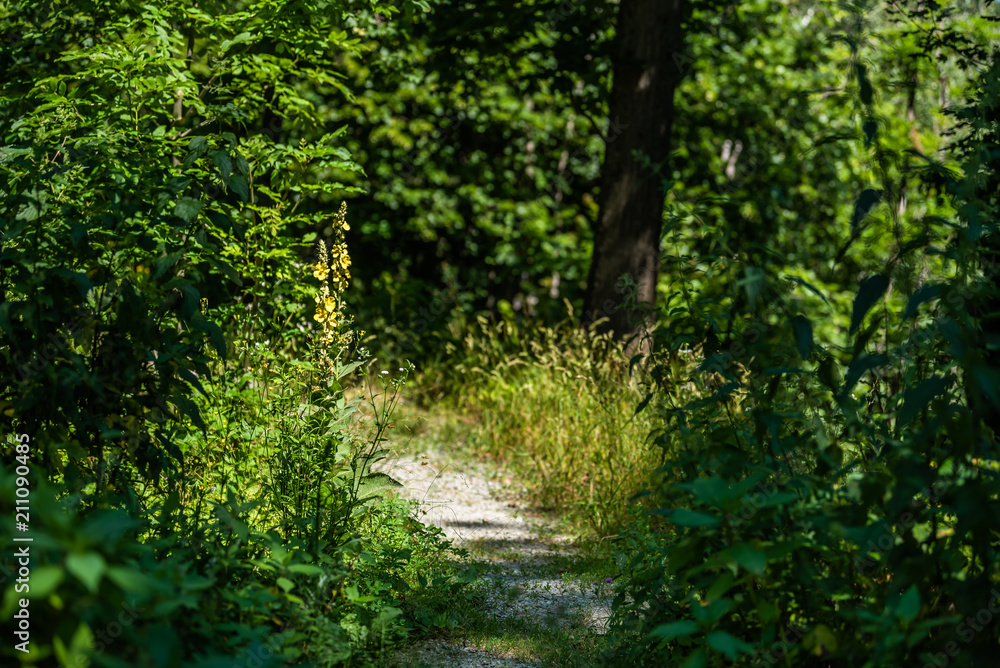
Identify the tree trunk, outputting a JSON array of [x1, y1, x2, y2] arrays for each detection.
[[583, 0, 687, 349]]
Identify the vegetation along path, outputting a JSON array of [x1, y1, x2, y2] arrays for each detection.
[[378, 407, 616, 667]]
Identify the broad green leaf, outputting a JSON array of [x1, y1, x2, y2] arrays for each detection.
[[851, 188, 883, 236], [902, 283, 942, 319], [707, 630, 754, 660], [850, 274, 890, 335], [682, 648, 707, 668], [669, 508, 721, 528], [229, 174, 250, 201], [727, 543, 767, 575], [804, 624, 838, 655], [842, 353, 887, 396], [25, 566, 64, 599], [211, 150, 232, 185], [897, 376, 949, 426], [66, 553, 106, 594], [790, 314, 813, 360], [692, 598, 733, 625], [648, 620, 699, 640], [52, 622, 93, 668], [896, 585, 920, 624], [106, 566, 159, 593], [174, 197, 203, 223]]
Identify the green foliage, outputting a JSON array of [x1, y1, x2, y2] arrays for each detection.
[[0, 463, 365, 667], [0, 0, 375, 492], [324, 1, 615, 359], [441, 311, 656, 538], [605, 4, 1000, 666], [0, 3, 479, 666]]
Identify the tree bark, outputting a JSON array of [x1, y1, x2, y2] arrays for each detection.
[[583, 0, 687, 349]]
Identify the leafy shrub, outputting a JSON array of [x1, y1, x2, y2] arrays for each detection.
[[605, 11, 1000, 667], [0, 463, 379, 667], [0, 4, 480, 666]]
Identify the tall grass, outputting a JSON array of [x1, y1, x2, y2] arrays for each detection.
[[436, 313, 658, 539]]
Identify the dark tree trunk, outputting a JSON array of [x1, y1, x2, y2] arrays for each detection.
[[583, 0, 687, 348]]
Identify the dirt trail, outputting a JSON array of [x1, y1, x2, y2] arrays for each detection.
[[377, 429, 612, 668]]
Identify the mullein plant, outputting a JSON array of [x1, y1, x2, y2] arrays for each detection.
[[312, 201, 356, 377]]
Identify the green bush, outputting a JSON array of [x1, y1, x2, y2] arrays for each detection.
[[0, 4, 479, 666], [605, 13, 1000, 667], [0, 463, 372, 667]]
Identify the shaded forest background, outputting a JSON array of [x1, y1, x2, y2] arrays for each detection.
[[1, 0, 999, 666]]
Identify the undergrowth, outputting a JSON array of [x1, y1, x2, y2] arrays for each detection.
[[431, 311, 659, 541]]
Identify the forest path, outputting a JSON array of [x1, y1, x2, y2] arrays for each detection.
[[375, 403, 614, 668]]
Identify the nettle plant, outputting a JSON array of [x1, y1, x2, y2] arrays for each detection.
[[0, 0, 391, 497]]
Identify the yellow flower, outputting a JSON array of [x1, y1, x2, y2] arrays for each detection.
[[324, 296, 337, 312], [334, 201, 350, 231], [313, 263, 329, 280]]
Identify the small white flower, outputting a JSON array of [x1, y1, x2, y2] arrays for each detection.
[[381, 370, 389, 375], [399, 367, 405, 372]]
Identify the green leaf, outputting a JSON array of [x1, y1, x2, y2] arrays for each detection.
[[66, 552, 106, 594], [896, 585, 920, 624], [634, 391, 654, 416], [682, 648, 707, 668], [170, 391, 205, 430], [842, 353, 887, 396], [191, 314, 227, 360], [692, 598, 733, 625], [211, 150, 232, 185], [727, 543, 767, 575], [648, 620, 699, 641], [106, 566, 158, 593], [174, 197, 203, 223], [790, 315, 813, 360], [188, 136, 208, 154], [850, 274, 890, 335], [208, 257, 242, 286], [784, 275, 830, 304], [276, 577, 295, 593], [804, 624, 838, 655], [897, 376, 949, 426], [851, 188, 883, 237], [856, 64, 873, 105], [25, 566, 64, 599], [228, 175, 250, 201], [234, 150, 250, 177], [902, 283, 942, 319], [669, 508, 720, 528], [973, 367, 1000, 408], [53, 622, 93, 668], [705, 573, 736, 602], [707, 630, 754, 660]]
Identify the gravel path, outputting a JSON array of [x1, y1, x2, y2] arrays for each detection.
[[376, 438, 613, 667]]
